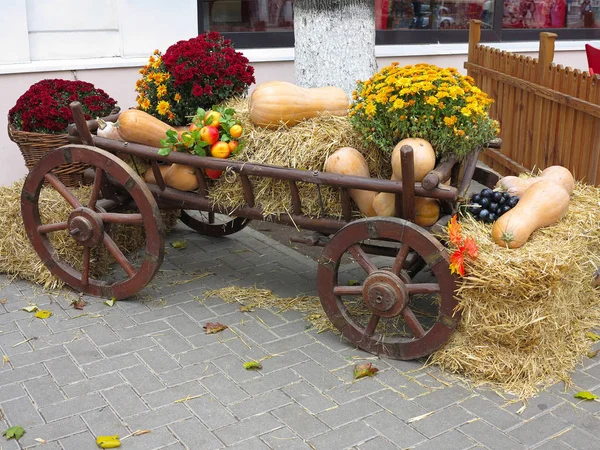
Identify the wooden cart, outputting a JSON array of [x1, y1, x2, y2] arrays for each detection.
[[20, 102, 500, 360]]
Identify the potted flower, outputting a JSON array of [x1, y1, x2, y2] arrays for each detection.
[[8, 78, 118, 187]]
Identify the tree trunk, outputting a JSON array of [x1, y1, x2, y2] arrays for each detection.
[[294, 0, 376, 97]]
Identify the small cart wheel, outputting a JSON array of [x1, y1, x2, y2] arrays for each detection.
[[21, 144, 164, 300], [179, 210, 250, 237], [317, 217, 458, 360]]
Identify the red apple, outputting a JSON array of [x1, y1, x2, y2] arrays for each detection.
[[199, 125, 219, 145], [211, 141, 231, 159], [205, 168, 222, 180]]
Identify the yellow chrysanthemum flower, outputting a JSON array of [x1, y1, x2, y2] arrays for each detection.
[[157, 84, 167, 98], [174, 93, 182, 103], [156, 101, 170, 116]]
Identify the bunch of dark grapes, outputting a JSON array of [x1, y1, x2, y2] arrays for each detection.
[[467, 188, 519, 223]]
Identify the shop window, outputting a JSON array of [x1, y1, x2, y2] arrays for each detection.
[[503, 0, 597, 29]]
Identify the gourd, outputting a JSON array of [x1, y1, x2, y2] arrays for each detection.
[[163, 164, 199, 191], [117, 109, 175, 148], [96, 118, 123, 141], [413, 197, 441, 227], [143, 164, 171, 185], [372, 138, 437, 217], [495, 166, 574, 196], [249, 81, 349, 129], [492, 179, 571, 248], [324, 147, 377, 217]]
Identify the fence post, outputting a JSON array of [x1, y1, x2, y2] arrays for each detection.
[[467, 20, 481, 76], [537, 32, 557, 83]]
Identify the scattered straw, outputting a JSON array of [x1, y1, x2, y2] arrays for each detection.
[[431, 182, 600, 399], [209, 97, 390, 219]]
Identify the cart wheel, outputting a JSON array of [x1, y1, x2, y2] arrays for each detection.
[[21, 144, 164, 300], [179, 210, 250, 237], [317, 217, 458, 360]]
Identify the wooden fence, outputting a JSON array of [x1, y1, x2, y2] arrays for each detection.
[[466, 20, 600, 184]]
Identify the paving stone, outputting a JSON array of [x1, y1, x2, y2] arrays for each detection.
[[260, 426, 314, 449], [410, 430, 476, 450], [271, 403, 330, 440], [59, 431, 101, 450], [131, 305, 183, 324], [116, 321, 171, 340], [82, 323, 121, 346], [504, 390, 564, 420], [143, 380, 206, 408], [211, 353, 263, 383], [116, 426, 180, 450], [101, 336, 155, 357], [258, 349, 310, 374], [1, 395, 44, 428], [557, 427, 599, 450], [102, 384, 149, 418], [17, 416, 87, 448], [213, 413, 283, 446], [9, 344, 67, 368], [291, 360, 344, 392], [165, 314, 203, 337], [458, 395, 523, 431], [550, 402, 600, 438], [0, 383, 27, 403], [125, 403, 193, 431], [364, 410, 427, 448], [228, 389, 293, 420], [367, 389, 427, 420], [282, 380, 337, 414], [357, 436, 400, 450], [159, 363, 219, 387], [240, 368, 301, 396], [22, 375, 64, 409], [185, 394, 237, 430], [152, 328, 193, 355], [81, 353, 139, 378], [45, 355, 85, 386], [460, 418, 526, 450], [317, 397, 382, 429], [169, 418, 223, 449], [120, 364, 166, 394], [409, 404, 476, 439], [65, 337, 104, 365], [201, 372, 251, 405], [102, 309, 137, 330], [250, 308, 288, 327], [325, 376, 387, 405], [223, 331, 270, 361], [262, 332, 315, 354], [226, 436, 273, 450], [509, 412, 570, 446], [413, 384, 472, 411], [62, 372, 124, 398], [137, 346, 181, 374], [299, 343, 349, 371], [308, 420, 378, 450], [177, 342, 232, 367], [39, 392, 106, 422], [0, 330, 31, 356]]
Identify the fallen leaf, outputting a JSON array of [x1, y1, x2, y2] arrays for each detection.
[[243, 361, 262, 370], [131, 429, 151, 437], [203, 322, 228, 334], [2, 355, 9, 366], [587, 349, 599, 358], [353, 362, 379, 380], [34, 438, 47, 444], [35, 310, 52, 319], [306, 313, 322, 321], [104, 297, 116, 307], [239, 305, 255, 312], [406, 411, 435, 423], [586, 332, 600, 342], [574, 391, 599, 400], [0, 298, 6, 304], [170, 240, 187, 249], [348, 280, 360, 286], [2, 425, 25, 440], [72, 299, 88, 310], [22, 304, 39, 313], [96, 434, 121, 448]]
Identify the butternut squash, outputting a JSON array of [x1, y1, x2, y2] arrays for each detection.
[[163, 164, 199, 191], [373, 138, 437, 217], [492, 179, 571, 248], [324, 147, 376, 217], [144, 164, 171, 185], [249, 81, 349, 129], [495, 166, 574, 197], [117, 109, 175, 148]]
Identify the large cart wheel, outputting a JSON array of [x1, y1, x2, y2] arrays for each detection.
[[179, 210, 250, 237], [317, 217, 458, 360], [21, 145, 164, 300]]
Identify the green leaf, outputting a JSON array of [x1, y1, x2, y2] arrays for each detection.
[[243, 361, 262, 370], [586, 332, 600, 342], [574, 391, 598, 400], [158, 147, 171, 156], [2, 425, 25, 440], [348, 280, 360, 286], [104, 297, 116, 307], [194, 147, 207, 157], [22, 304, 39, 313], [353, 362, 379, 380], [170, 240, 187, 249]]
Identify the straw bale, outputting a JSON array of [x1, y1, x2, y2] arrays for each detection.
[[431, 182, 600, 398], [0, 179, 178, 290], [209, 97, 390, 219]]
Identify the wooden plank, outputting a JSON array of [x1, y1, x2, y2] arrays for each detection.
[[571, 71, 592, 181], [507, 54, 524, 175], [588, 78, 600, 184], [543, 64, 562, 169], [522, 57, 537, 172], [554, 65, 571, 171], [483, 148, 530, 174], [561, 68, 581, 174]]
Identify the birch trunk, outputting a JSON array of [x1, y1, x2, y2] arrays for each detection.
[[294, 0, 376, 97]]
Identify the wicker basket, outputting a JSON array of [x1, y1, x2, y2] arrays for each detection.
[[7, 107, 121, 188]]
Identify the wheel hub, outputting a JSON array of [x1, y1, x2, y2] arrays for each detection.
[[68, 207, 104, 246], [362, 270, 408, 318]]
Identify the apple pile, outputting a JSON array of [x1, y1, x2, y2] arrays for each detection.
[[159, 106, 244, 179]]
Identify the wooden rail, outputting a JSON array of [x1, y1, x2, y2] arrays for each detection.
[[467, 20, 600, 184]]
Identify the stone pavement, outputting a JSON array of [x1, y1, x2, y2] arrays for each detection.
[[1, 222, 599, 450]]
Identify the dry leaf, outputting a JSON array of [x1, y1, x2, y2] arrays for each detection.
[[353, 362, 379, 380], [587, 349, 599, 358], [72, 299, 88, 310], [406, 412, 435, 423], [104, 297, 116, 307], [22, 304, 38, 313], [96, 434, 121, 448], [34, 438, 47, 444], [586, 332, 600, 342], [574, 391, 598, 400], [0, 298, 6, 304], [243, 361, 262, 370], [2, 355, 9, 366], [34, 310, 52, 319], [203, 322, 228, 334], [170, 240, 187, 249], [239, 305, 255, 312]]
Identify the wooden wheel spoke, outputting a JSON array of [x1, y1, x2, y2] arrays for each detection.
[[38, 221, 68, 234], [44, 173, 82, 208], [88, 167, 104, 210], [103, 233, 136, 278], [403, 307, 426, 338], [81, 246, 91, 287], [392, 243, 411, 275], [364, 314, 380, 336], [332, 285, 363, 296], [406, 283, 440, 295], [208, 211, 215, 224], [349, 244, 377, 275], [99, 213, 144, 225]]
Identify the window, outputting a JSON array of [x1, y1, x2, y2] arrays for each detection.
[[197, 0, 600, 48]]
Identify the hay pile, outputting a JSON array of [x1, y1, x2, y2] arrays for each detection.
[[431, 182, 600, 398], [209, 98, 390, 219], [0, 179, 178, 290]]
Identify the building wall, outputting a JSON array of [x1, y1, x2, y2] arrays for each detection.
[[0, 0, 596, 186]]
